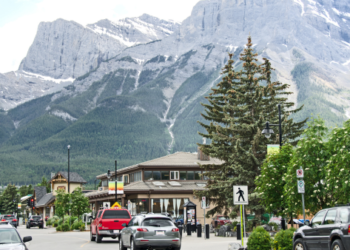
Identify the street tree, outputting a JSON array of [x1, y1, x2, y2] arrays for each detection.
[[0, 184, 19, 214], [284, 117, 331, 216], [196, 36, 306, 216], [255, 144, 293, 217], [325, 120, 350, 205], [37, 177, 51, 193], [54, 189, 70, 222], [70, 187, 90, 220]]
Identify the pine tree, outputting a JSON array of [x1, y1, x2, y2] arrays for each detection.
[[196, 36, 306, 216]]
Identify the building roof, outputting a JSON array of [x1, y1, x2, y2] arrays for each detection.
[[50, 171, 87, 184], [96, 152, 224, 179], [36, 193, 55, 208], [34, 186, 47, 202], [85, 181, 208, 198]]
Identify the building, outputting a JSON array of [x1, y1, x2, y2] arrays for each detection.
[[85, 151, 223, 223], [33, 171, 87, 219]]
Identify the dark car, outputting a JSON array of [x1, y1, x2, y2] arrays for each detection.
[[0, 223, 32, 249], [26, 215, 43, 229], [293, 205, 350, 250], [0, 214, 18, 228]]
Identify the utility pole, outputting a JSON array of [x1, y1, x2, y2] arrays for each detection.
[[115, 160, 117, 203]]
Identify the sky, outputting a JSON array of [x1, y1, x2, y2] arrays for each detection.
[[0, 0, 200, 74]]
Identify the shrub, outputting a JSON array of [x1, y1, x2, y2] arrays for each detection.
[[61, 223, 71, 232], [247, 226, 271, 250], [57, 218, 63, 226], [268, 222, 279, 231], [56, 225, 62, 231], [46, 220, 52, 226], [271, 228, 295, 250], [79, 223, 86, 231]]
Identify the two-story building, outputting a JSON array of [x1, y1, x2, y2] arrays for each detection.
[[85, 151, 223, 223]]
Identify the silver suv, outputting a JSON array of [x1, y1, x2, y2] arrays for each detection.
[[119, 214, 181, 250]]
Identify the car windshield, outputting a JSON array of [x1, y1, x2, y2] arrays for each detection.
[[142, 218, 174, 227], [32, 216, 41, 220], [3, 216, 14, 220], [102, 210, 130, 219], [0, 229, 21, 244], [218, 217, 229, 220]]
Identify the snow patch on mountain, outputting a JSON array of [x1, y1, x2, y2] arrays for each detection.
[[51, 110, 77, 121], [19, 71, 75, 84]]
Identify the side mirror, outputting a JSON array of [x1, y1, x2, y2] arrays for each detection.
[[122, 223, 127, 227], [304, 221, 310, 226], [23, 236, 32, 243]]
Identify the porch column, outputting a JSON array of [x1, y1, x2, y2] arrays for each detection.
[[43, 208, 46, 228]]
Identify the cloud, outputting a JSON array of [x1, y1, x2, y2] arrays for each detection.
[[0, 0, 199, 73]]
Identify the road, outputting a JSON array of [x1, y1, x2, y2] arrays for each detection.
[[17, 225, 242, 250]]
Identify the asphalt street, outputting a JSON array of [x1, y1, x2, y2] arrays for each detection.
[[17, 225, 242, 250]]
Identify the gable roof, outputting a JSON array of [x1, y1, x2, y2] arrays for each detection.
[[34, 186, 47, 202], [50, 171, 87, 184], [96, 152, 224, 179], [36, 193, 55, 208]]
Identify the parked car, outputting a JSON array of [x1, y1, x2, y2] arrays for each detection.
[[26, 215, 43, 229], [293, 205, 350, 250], [0, 223, 32, 249], [90, 207, 132, 243], [0, 214, 18, 228], [119, 214, 181, 250], [211, 215, 231, 227]]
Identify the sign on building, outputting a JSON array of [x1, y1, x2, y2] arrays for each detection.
[[233, 186, 249, 205]]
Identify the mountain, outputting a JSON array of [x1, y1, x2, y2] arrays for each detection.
[[0, 0, 350, 185], [0, 14, 180, 110]]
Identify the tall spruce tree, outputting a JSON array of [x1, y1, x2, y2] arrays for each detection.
[[196, 37, 306, 216]]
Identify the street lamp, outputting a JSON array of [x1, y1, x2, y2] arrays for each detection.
[[67, 145, 70, 193], [262, 104, 283, 147]]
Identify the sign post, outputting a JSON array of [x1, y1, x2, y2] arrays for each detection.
[[234, 186, 248, 247], [297, 167, 306, 223], [202, 197, 206, 240]]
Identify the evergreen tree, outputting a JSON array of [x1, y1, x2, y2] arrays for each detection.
[[196, 36, 306, 216], [0, 184, 19, 214], [37, 177, 51, 193]]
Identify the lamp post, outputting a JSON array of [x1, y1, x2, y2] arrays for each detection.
[[115, 160, 117, 203], [67, 145, 70, 193]]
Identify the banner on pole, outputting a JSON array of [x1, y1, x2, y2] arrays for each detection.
[[267, 144, 280, 155], [17, 203, 21, 209], [108, 181, 124, 194]]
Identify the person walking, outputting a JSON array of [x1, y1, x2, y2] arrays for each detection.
[[236, 188, 245, 201]]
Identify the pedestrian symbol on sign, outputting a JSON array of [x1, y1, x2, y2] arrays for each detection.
[[233, 186, 248, 205]]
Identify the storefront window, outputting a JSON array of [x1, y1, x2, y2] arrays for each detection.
[[180, 171, 187, 180], [102, 179, 108, 187], [150, 198, 186, 219], [144, 171, 153, 180], [187, 171, 194, 180], [153, 171, 161, 180], [161, 171, 169, 180], [194, 171, 201, 180]]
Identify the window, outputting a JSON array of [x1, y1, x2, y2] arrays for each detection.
[[170, 171, 179, 180], [194, 171, 201, 180], [142, 218, 173, 227], [124, 175, 129, 184], [57, 186, 66, 190], [0, 229, 21, 244], [161, 171, 169, 180], [144, 171, 153, 180], [117, 176, 122, 181], [311, 210, 327, 226], [339, 208, 349, 223], [324, 209, 337, 225], [97, 211, 102, 218], [130, 172, 142, 182], [180, 171, 187, 180], [153, 171, 161, 180], [187, 171, 194, 180], [102, 210, 130, 219], [102, 179, 108, 187], [203, 171, 209, 180]]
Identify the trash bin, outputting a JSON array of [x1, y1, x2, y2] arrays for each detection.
[[191, 223, 196, 232], [187, 222, 191, 236], [237, 223, 241, 240], [214, 220, 218, 229], [197, 224, 202, 237], [281, 219, 286, 230], [205, 224, 210, 239]]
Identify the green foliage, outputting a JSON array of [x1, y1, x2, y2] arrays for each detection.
[[284, 117, 331, 216], [247, 226, 271, 250], [37, 176, 51, 193], [79, 223, 86, 231], [71, 188, 90, 218], [56, 225, 62, 231], [55, 189, 70, 222], [61, 223, 70, 232], [255, 144, 294, 216], [271, 228, 295, 250], [268, 222, 278, 231], [325, 119, 350, 205], [18, 185, 33, 197], [0, 184, 20, 214], [46, 220, 52, 226], [196, 36, 306, 217]]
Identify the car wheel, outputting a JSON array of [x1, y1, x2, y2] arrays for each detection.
[[293, 238, 306, 250], [130, 238, 140, 250], [96, 229, 102, 243], [332, 239, 345, 250], [119, 236, 127, 250], [90, 229, 96, 241], [173, 247, 181, 250]]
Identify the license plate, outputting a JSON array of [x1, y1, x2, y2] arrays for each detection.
[[113, 230, 119, 233], [156, 231, 165, 235]]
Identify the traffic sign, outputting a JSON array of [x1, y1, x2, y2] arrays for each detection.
[[201, 196, 206, 209], [298, 180, 305, 193], [296, 169, 304, 178], [233, 186, 248, 205]]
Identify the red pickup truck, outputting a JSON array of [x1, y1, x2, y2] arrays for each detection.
[[90, 208, 131, 243]]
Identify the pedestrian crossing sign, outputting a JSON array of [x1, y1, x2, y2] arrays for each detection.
[[233, 186, 249, 205]]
